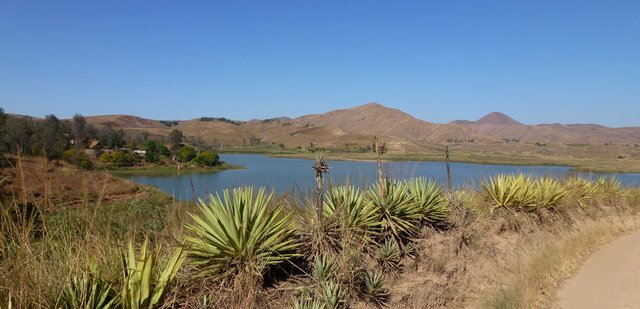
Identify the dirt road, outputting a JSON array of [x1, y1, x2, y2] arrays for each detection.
[[555, 229, 640, 309]]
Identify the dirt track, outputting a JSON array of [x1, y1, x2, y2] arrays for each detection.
[[555, 229, 640, 309]]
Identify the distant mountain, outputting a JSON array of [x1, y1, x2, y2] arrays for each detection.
[[293, 102, 439, 141], [475, 112, 522, 126], [80, 102, 640, 150]]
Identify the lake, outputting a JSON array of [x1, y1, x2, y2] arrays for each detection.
[[121, 154, 640, 201]]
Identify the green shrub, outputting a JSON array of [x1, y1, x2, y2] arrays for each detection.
[[99, 151, 138, 167], [176, 146, 196, 163], [190, 151, 220, 167]]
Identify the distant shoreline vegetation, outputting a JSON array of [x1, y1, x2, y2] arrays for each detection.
[[107, 162, 243, 176]]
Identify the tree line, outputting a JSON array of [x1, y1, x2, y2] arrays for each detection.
[[0, 108, 220, 169]]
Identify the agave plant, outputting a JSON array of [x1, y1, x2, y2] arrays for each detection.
[[324, 185, 381, 242], [565, 177, 598, 208], [121, 237, 184, 309], [535, 177, 566, 209], [312, 254, 338, 283], [481, 174, 536, 211], [377, 239, 401, 273], [291, 295, 327, 309], [357, 269, 389, 307], [405, 177, 448, 224], [368, 180, 421, 241], [296, 204, 343, 261], [61, 273, 120, 309], [184, 186, 299, 279], [320, 281, 347, 309], [595, 176, 623, 199]]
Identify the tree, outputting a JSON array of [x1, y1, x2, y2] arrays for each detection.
[[0, 108, 6, 133], [71, 114, 86, 142], [159, 145, 171, 157], [3, 117, 35, 154], [176, 146, 196, 162], [144, 140, 160, 163], [168, 129, 183, 149], [38, 114, 69, 160], [97, 126, 125, 149]]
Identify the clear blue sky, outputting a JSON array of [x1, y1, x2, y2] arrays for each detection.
[[1, 1, 638, 127]]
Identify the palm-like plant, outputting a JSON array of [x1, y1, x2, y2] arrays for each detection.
[[320, 281, 347, 309], [595, 176, 623, 198], [291, 296, 327, 309], [535, 177, 566, 209], [324, 185, 381, 242], [184, 186, 299, 279], [481, 174, 536, 211], [312, 254, 338, 283], [377, 239, 401, 273], [121, 237, 184, 309], [368, 180, 421, 241], [405, 177, 448, 224], [357, 269, 389, 307], [565, 177, 598, 208]]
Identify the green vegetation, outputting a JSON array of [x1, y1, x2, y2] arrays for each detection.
[[1, 149, 639, 308], [184, 187, 299, 279]]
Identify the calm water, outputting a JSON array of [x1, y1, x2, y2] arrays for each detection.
[[121, 154, 640, 201]]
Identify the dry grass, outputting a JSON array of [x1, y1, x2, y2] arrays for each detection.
[[1, 154, 640, 308], [482, 217, 640, 309]]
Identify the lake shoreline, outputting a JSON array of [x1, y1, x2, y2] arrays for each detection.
[[219, 150, 640, 174]]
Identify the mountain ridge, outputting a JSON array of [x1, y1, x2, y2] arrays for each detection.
[[30, 102, 640, 148]]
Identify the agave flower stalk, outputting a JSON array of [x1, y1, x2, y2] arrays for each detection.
[[373, 136, 387, 197], [313, 156, 330, 221]]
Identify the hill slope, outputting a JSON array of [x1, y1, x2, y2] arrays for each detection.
[[82, 103, 640, 149]]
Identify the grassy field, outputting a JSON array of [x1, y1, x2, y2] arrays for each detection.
[[1, 155, 639, 308]]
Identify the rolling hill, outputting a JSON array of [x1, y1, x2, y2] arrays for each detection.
[[82, 102, 640, 150]]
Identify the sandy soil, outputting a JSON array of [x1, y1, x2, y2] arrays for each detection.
[[554, 229, 640, 309]]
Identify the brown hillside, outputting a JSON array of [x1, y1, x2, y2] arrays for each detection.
[[85, 115, 164, 129], [294, 102, 440, 141], [475, 112, 522, 126], [81, 102, 640, 149]]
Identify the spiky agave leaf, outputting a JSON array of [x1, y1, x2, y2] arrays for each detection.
[[357, 269, 389, 307], [405, 177, 448, 224], [535, 177, 566, 210], [324, 185, 381, 242], [296, 204, 343, 260], [481, 174, 536, 211], [595, 176, 623, 198], [291, 295, 326, 309], [184, 186, 299, 279], [121, 237, 185, 309], [377, 239, 401, 273], [320, 281, 347, 309], [60, 273, 120, 309], [368, 180, 421, 241], [312, 254, 338, 283], [565, 177, 598, 208]]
